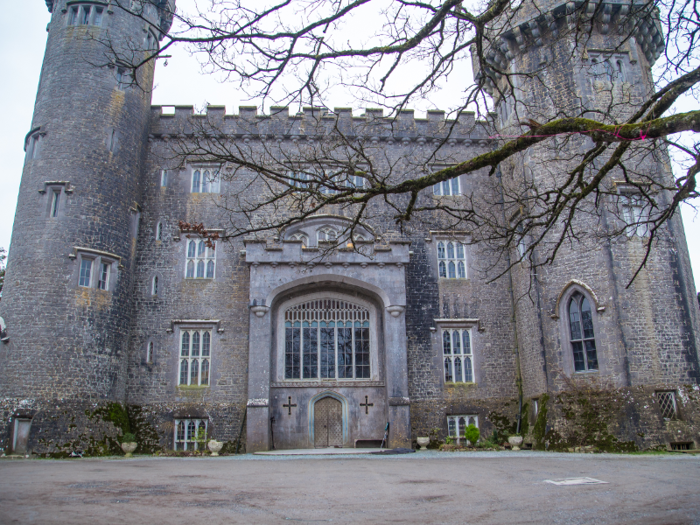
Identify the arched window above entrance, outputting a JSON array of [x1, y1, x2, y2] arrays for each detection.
[[283, 299, 371, 381]]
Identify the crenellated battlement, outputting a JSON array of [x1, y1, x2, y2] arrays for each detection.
[[474, 0, 664, 97], [148, 105, 497, 145]]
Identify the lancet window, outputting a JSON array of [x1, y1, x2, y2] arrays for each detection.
[[284, 300, 371, 380], [568, 292, 598, 372]]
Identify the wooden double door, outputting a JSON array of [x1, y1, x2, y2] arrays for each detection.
[[314, 397, 343, 448]]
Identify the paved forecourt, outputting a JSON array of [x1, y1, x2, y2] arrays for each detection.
[[1, 451, 699, 524]]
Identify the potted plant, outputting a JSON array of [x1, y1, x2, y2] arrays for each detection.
[[507, 434, 523, 451], [464, 424, 480, 447], [208, 439, 224, 456], [120, 432, 137, 457], [416, 437, 430, 450]]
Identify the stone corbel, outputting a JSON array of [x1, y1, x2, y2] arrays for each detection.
[[386, 305, 405, 318], [251, 305, 270, 318]]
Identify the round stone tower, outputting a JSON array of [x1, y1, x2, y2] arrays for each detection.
[[0, 1, 175, 403], [479, 0, 700, 397]]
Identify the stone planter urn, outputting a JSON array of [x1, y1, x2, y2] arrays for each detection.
[[416, 437, 430, 450], [508, 436, 523, 451], [208, 440, 224, 456], [121, 442, 137, 458]]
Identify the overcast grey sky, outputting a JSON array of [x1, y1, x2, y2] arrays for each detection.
[[1, 1, 698, 291]]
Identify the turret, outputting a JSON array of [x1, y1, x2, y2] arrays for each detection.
[[473, 0, 700, 395], [0, 0, 175, 401]]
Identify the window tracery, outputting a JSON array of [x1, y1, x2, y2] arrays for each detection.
[[284, 299, 371, 380], [443, 329, 473, 383], [437, 241, 467, 279], [185, 240, 215, 279]]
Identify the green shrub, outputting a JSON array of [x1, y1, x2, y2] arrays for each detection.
[[121, 432, 136, 443], [464, 425, 480, 445]]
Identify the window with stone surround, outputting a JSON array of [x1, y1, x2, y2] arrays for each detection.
[[174, 418, 208, 450], [191, 168, 220, 194], [588, 52, 626, 82], [447, 415, 478, 443], [617, 187, 650, 237], [179, 330, 211, 386], [443, 328, 473, 383], [284, 299, 371, 380], [437, 241, 467, 279], [433, 177, 461, 196], [568, 292, 599, 372], [68, 3, 104, 27], [76, 250, 116, 291], [185, 239, 216, 279]]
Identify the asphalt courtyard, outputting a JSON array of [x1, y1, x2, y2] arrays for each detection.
[[1, 451, 699, 524]]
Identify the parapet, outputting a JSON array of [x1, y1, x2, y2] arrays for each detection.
[[148, 105, 497, 146]]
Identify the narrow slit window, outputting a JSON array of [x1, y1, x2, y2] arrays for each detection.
[[146, 341, 153, 363], [156, 222, 163, 241], [50, 190, 60, 218], [152, 276, 158, 295]]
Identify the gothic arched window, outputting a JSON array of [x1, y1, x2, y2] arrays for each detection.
[[179, 329, 212, 386], [289, 232, 309, 247], [284, 299, 371, 380], [192, 170, 201, 193], [568, 292, 598, 372], [317, 227, 338, 243]]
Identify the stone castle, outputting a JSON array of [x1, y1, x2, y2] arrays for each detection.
[[1, 0, 699, 456]]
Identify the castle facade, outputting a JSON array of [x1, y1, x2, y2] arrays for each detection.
[[1, 0, 699, 455]]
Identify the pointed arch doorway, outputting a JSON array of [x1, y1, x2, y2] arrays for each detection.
[[314, 396, 343, 447]]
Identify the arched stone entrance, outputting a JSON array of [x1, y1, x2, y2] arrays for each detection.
[[314, 396, 343, 447]]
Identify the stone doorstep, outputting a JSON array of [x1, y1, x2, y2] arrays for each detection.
[[254, 448, 386, 456]]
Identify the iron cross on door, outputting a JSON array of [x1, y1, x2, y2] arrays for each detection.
[[282, 396, 297, 415], [360, 395, 373, 414]]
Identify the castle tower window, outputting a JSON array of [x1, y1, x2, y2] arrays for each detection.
[[50, 190, 61, 218], [179, 330, 212, 386], [97, 262, 110, 290], [160, 170, 168, 187], [174, 418, 208, 451], [284, 299, 371, 380], [437, 241, 467, 279], [443, 329, 473, 383], [568, 292, 598, 372], [185, 240, 216, 279], [68, 4, 104, 27], [146, 341, 154, 363], [151, 275, 158, 295], [156, 222, 163, 241], [618, 189, 649, 237], [433, 177, 460, 196], [79, 258, 93, 287]]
